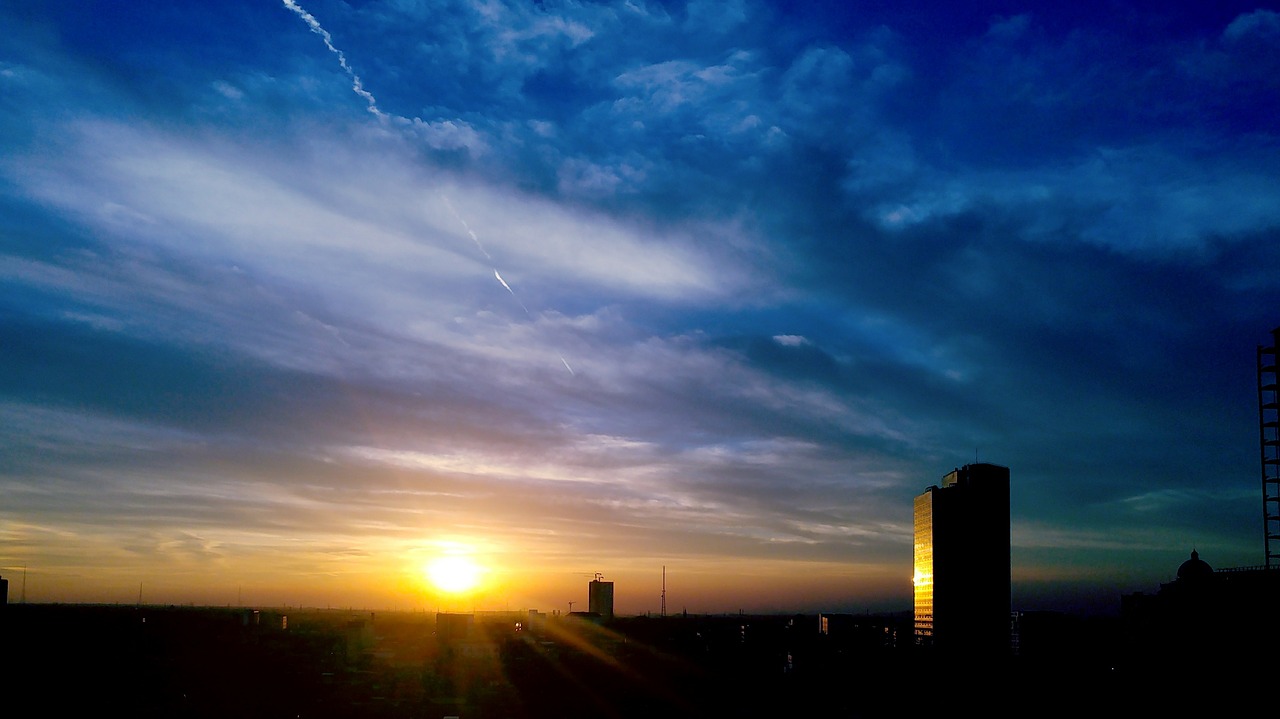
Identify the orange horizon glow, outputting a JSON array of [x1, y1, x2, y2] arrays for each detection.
[[5, 562, 914, 613], [4, 536, 915, 614]]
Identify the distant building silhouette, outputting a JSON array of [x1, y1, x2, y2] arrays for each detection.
[[1108, 323, 1280, 690], [589, 574, 614, 621], [435, 612, 474, 645], [1121, 550, 1280, 680], [913, 462, 1010, 659]]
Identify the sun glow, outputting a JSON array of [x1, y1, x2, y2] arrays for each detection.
[[426, 555, 484, 594]]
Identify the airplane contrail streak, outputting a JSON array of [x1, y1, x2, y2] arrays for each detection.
[[494, 270, 531, 315], [445, 200, 574, 376], [282, 2, 574, 377], [442, 195, 493, 261], [282, 0, 385, 119], [493, 269, 514, 294]]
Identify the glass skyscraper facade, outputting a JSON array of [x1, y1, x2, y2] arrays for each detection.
[[913, 491, 935, 643], [913, 463, 1011, 658]]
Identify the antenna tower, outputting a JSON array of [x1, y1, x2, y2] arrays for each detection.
[[660, 565, 666, 618]]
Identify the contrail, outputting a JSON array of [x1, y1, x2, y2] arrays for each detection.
[[282, 1, 574, 376], [282, 0, 385, 119], [494, 268, 575, 376], [447, 204, 575, 377], [493, 270, 530, 315], [445, 194, 572, 375], [493, 269, 514, 296], [442, 195, 492, 261]]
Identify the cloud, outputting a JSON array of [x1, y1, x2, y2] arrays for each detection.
[[1222, 8, 1280, 43], [401, 117, 489, 153], [863, 144, 1280, 257], [6, 120, 736, 317]]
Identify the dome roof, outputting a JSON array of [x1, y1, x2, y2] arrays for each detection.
[[1177, 550, 1213, 581]]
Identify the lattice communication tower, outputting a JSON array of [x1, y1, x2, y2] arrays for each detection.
[[1259, 326, 1280, 567]]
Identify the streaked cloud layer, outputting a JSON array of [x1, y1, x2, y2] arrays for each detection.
[[2, 1, 1277, 615]]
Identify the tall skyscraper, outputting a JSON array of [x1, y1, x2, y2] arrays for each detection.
[[913, 462, 1011, 658]]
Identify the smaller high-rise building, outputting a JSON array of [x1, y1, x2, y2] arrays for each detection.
[[589, 574, 614, 620]]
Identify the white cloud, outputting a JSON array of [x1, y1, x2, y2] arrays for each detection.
[[212, 80, 244, 101], [556, 156, 649, 198], [402, 117, 489, 152], [7, 120, 736, 305], [865, 143, 1280, 257]]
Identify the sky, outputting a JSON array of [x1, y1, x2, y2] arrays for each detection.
[[2, 0, 1279, 617]]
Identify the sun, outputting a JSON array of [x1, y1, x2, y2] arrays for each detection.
[[425, 555, 484, 594]]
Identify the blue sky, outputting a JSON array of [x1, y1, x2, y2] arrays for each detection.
[[2, 0, 1279, 614]]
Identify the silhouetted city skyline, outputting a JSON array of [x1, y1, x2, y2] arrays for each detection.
[[6, 573, 1273, 719]]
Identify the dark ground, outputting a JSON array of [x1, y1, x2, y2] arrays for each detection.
[[0, 603, 1260, 717]]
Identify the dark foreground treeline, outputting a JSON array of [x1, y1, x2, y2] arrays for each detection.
[[0, 603, 1260, 718]]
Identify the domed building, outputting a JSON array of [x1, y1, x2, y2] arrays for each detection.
[[1176, 549, 1213, 582], [1120, 549, 1280, 682]]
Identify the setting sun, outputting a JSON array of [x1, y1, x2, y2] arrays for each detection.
[[426, 555, 484, 594]]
